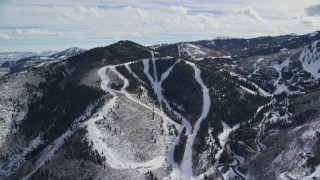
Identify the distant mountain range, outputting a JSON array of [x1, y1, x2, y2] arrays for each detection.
[[0, 51, 57, 64], [1, 47, 85, 73]]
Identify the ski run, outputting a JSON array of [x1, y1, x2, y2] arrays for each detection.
[[79, 51, 214, 179], [21, 51, 293, 179], [80, 52, 268, 179]]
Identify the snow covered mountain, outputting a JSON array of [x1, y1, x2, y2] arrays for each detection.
[[1, 33, 320, 180], [1, 47, 85, 73], [50, 47, 85, 59], [0, 51, 37, 62], [0, 51, 59, 64]]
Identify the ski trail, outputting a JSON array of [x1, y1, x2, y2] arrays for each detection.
[[124, 62, 141, 82], [88, 65, 182, 171], [165, 127, 185, 178], [111, 63, 185, 173], [86, 99, 128, 169], [162, 98, 192, 133], [151, 51, 159, 83], [150, 60, 210, 179], [108, 63, 179, 126], [143, 58, 155, 84], [105, 59, 182, 128], [99, 67, 115, 94], [142, 53, 194, 178], [149, 51, 164, 111], [143, 58, 185, 136], [156, 60, 192, 134], [124, 62, 150, 88], [109, 65, 129, 91], [149, 58, 192, 133], [134, 59, 184, 177], [88, 67, 127, 168], [152, 59, 192, 134], [109, 60, 186, 163], [186, 62, 211, 133], [22, 57, 212, 180], [101, 56, 210, 179], [145, 57, 194, 179], [178, 44, 181, 58], [179, 62, 211, 179], [160, 60, 180, 82]]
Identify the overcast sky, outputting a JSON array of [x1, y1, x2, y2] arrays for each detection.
[[0, 0, 320, 52]]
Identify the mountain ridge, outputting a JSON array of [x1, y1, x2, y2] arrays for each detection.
[[0, 31, 320, 180]]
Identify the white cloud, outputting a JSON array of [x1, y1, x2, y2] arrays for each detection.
[[169, 6, 188, 15], [54, 6, 102, 21], [1, 0, 320, 52], [163, 6, 221, 32], [113, 31, 151, 38], [123, 6, 153, 24], [305, 4, 320, 16], [235, 7, 264, 22], [291, 16, 316, 26], [13, 29, 63, 37], [0, 33, 11, 39]]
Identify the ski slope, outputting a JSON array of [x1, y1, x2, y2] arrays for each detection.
[[179, 61, 211, 179], [299, 40, 320, 79], [82, 57, 187, 179], [89, 52, 215, 179]]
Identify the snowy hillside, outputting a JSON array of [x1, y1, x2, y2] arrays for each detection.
[[1, 47, 86, 73], [50, 47, 85, 59], [300, 40, 320, 78], [1, 34, 320, 180], [0, 52, 38, 65], [179, 43, 206, 59], [0, 51, 58, 64]]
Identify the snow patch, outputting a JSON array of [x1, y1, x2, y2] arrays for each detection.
[[309, 31, 318, 38]]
